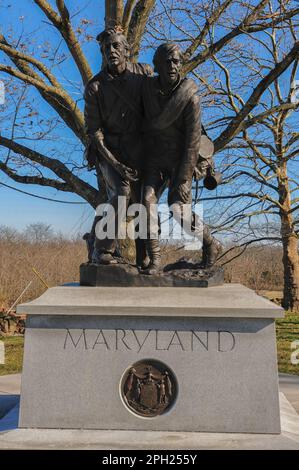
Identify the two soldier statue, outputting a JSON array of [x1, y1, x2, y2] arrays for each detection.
[[84, 26, 222, 275]]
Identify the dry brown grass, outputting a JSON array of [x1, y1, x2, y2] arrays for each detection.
[[0, 228, 284, 312], [0, 238, 86, 311], [223, 245, 283, 292], [160, 243, 283, 292]]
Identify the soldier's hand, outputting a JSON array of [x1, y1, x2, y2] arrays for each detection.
[[175, 180, 192, 204], [117, 163, 139, 182]]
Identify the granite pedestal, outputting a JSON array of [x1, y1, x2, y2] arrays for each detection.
[[16, 284, 283, 433]]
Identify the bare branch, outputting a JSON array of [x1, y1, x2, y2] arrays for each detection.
[[33, 0, 92, 85], [127, 0, 156, 60], [0, 29, 86, 142], [214, 41, 299, 152], [122, 0, 137, 34], [0, 63, 51, 92], [0, 34, 62, 89], [184, 4, 299, 74], [56, 0, 70, 22], [0, 161, 71, 192], [241, 102, 299, 133], [0, 63, 85, 142], [105, 0, 124, 28], [0, 136, 97, 206], [184, 0, 234, 60]]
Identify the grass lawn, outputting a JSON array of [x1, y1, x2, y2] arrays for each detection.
[[0, 314, 298, 376], [276, 311, 299, 375], [0, 336, 24, 376]]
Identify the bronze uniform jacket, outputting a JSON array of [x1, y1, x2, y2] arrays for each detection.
[[84, 62, 152, 170], [142, 76, 201, 181]]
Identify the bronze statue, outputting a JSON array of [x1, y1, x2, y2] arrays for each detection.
[[84, 26, 152, 267], [83, 32, 222, 279], [141, 43, 222, 275]]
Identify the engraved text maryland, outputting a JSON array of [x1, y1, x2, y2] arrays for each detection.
[[63, 329, 236, 352]]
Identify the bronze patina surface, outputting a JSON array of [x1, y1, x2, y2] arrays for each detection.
[[121, 360, 177, 418]]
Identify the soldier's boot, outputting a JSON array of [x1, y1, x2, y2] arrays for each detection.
[[92, 248, 118, 265], [140, 256, 151, 271], [200, 226, 223, 269], [142, 239, 161, 275], [135, 238, 150, 271]]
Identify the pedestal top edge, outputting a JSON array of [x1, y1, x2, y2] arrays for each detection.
[[16, 283, 284, 318]]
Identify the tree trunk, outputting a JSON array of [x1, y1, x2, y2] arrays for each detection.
[[281, 226, 299, 312], [105, 0, 124, 29], [278, 162, 299, 312]]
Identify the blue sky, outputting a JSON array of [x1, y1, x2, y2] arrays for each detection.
[[0, 0, 297, 240], [0, 0, 158, 235], [0, 1, 96, 233]]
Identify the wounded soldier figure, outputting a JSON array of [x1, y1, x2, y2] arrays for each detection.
[[142, 43, 222, 275]]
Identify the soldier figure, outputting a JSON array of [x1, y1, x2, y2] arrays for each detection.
[[142, 43, 222, 274], [84, 27, 152, 266]]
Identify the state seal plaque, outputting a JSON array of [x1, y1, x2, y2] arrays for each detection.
[[121, 359, 178, 418]]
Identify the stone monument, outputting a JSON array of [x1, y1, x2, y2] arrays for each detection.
[[17, 284, 283, 433], [16, 32, 283, 435]]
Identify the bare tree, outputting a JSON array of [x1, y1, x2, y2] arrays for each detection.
[[1, 1, 299, 308], [199, 17, 299, 310], [24, 222, 54, 243], [0, 0, 298, 207]]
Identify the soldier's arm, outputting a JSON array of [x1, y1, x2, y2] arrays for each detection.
[[84, 80, 138, 181], [177, 94, 201, 183], [83, 79, 104, 168], [84, 79, 104, 141]]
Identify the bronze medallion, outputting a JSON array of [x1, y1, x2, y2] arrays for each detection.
[[121, 359, 178, 418]]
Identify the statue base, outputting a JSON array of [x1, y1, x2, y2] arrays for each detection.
[[17, 284, 283, 433], [80, 260, 224, 287]]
